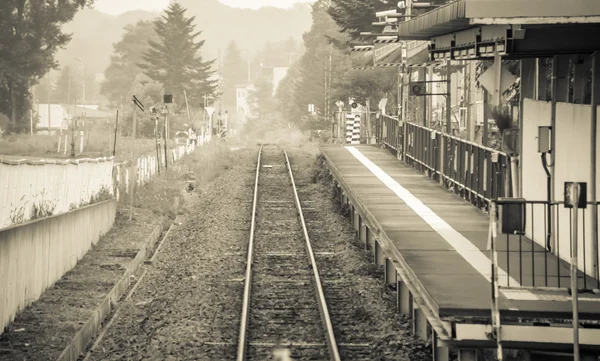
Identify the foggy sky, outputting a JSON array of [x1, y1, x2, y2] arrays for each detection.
[[94, 0, 315, 15]]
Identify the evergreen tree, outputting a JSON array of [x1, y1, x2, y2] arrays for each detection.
[[140, 2, 216, 108], [222, 41, 247, 112], [102, 21, 157, 106], [53, 65, 74, 104], [52, 64, 96, 104], [247, 75, 275, 121]]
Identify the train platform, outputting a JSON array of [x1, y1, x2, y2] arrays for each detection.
[[319, 144, 600, 357]]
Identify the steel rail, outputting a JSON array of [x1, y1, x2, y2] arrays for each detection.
[[236, 144, 341, 361], [236, 144, 263, 361], [281, 146, 342, 361]]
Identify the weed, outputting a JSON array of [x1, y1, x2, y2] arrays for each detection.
[[89, 186, 113, 205], [30, 200, 57, 220], [9, 196, 28, 225]]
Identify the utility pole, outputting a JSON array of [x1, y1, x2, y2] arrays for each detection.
[[68, 65, 71, 113], [464, 61, 473, 141], [133, 101, 137, 139], [446, 60, 452, 134], [71, 98, 77, 157], [74, 58, 85, 104], [47, 73, 51, 129]]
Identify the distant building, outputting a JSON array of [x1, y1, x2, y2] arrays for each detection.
[[37, 104, 70, 134], [36, 104, 113, 134]]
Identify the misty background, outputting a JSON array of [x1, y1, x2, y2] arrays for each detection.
[[35, 0, 314, 108]]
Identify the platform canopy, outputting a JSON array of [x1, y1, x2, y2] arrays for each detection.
[[396, 0, 600, 59]]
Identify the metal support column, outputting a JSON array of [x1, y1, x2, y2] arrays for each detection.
[[591, 52, 600, 286]]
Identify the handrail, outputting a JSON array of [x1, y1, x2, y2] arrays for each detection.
[[405, 121, 508, 156]]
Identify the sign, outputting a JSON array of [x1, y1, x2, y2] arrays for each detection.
[[163, 94, 173, 104], [478, 63, 518, 103], [345, 113, 361, 144], [205, 107, 215, 117], [378, 98, 388, 114]]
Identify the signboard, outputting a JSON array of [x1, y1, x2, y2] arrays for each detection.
[[374, 41, 403, 66], [478, 62, 518, 104], [205, 107, 215, 117], [351, 46, 374, 69]]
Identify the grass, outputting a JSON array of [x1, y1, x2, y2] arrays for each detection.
[[128, 140, 234, 220], [0, 130, 178, 164]]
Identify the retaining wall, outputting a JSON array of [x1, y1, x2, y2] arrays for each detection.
[[0, 200, 117, 333], [0, 157, 114, 229]]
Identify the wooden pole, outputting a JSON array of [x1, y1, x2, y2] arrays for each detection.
[[163, 113, 168, 170], [129, 164, 136, 221], [71, 99, 77, 157], [112, 110, 119, 156], [155, 115, 161, 175], [132, 101, 137, 139], [184, 90, 192, 125]]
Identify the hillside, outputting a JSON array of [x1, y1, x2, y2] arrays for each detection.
[[55, 0, 313, 76]]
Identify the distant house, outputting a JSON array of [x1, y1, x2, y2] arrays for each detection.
[[37, 104, 113, 134], [37, 104, 69, 134]]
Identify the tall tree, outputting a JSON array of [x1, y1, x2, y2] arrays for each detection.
[[0, 0, 94, 131], [140, 2, 216, 108], [222, 41, 247, 112], [52, 64, 96, 104], [247, 75, 275, 121], [53, 65, 74, 104], [101, 20, 157, 106]]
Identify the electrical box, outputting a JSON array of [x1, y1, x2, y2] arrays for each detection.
[[497, 197, 526, 235], [164, 94, 173, 104], [502, 128, 519, 156], [564, 182, 587, 209], [538, 126, 551, 153]]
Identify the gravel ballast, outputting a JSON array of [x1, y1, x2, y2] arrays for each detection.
[[2, 143, 432, 361]]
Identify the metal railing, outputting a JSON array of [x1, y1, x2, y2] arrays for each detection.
[[492, 199, 600, 291], [403, 121, 512, 208], [376, 114, 402, 156]]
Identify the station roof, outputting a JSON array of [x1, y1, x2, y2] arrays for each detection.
[[397, 0, 600, 40], [394, 0, 600, 59]]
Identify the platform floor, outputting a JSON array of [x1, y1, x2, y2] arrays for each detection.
[[321, 144, 600, 320]]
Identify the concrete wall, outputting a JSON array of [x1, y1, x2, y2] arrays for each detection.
[[0, 158, 114, 229], [522, 99, 600, 278], [0, 200, 117, 333]]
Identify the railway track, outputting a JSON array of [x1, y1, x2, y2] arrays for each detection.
[[237, 144, 341, 361]]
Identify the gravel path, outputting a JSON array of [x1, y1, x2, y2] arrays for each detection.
[[87, 147, 257, 361]]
